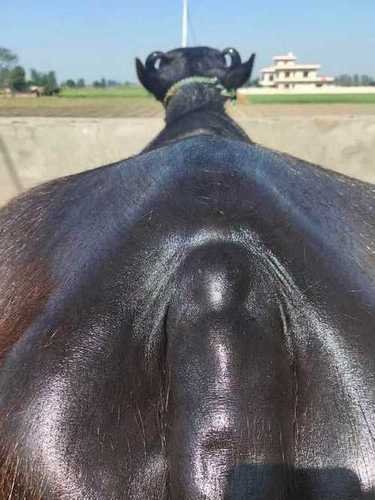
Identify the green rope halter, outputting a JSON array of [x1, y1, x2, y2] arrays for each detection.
[[163, 76, 236, 106]]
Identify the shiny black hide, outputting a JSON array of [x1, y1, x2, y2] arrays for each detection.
[[1, 137, 375, 498], [0, 47, 375, 499]]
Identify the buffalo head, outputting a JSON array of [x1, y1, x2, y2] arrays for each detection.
[[135, 46, 255, 102]]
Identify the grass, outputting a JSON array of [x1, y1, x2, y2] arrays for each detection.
[[0, 96, 161, 118], [247, 93, 375, 104], [59, 85, 150, 98], [0, 89, 374, 118], [0, 85, 157, 117]]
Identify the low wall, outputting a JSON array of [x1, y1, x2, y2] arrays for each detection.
[[238, 86, 375, 95], [0, 115, 374, 206], [0, 118, 162, 205]]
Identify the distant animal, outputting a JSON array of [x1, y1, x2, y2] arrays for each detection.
[[0, 46, 375, 499], [29, 85, 45, 97]]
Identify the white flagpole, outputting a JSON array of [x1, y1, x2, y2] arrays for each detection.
[[182, 0, 188, 47]]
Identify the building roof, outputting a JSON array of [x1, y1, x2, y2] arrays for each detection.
[[273, 52, 296, 61], [260, 64, 320, 73]]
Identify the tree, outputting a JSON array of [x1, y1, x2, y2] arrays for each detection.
[[360, 74, 374, 86], [76, 78, 85, 88], [9, 65, 26, 91], [30, 68, 42, 85], [0, 68, 10, 88], [0, 47, 18, 88], [29, 68, 59, 95], [65, 79, 76, 88], [0, 47, 17, 70], [46, 71, 58, 94], [335, 74, 352, 86], [93, 79, 106, 88], [335, 74, 375, 87]]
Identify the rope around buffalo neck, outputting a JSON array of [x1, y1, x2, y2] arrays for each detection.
[[163, 76, 236, 106]]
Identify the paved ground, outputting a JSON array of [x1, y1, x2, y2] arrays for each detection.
[[0, 104, 374, 206]]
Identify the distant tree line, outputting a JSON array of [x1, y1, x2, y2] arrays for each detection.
[[0, 47, 139, 93], [2, 46, 375, 94], [61, 77, 134, 88], [0, 47, 59, 94], [67, 78, 117, 88], [92, 78, 127, 88], [63, 78, 86, 88], [335, 74, 375, 86]]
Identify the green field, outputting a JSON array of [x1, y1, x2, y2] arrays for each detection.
[[0, 85, 156, 117], [247, 93, 375, 104], [59, 86, 375, 104], [0, 89, 374, 118], [0, 96, 160, 117], [59, 85, 150, 98]]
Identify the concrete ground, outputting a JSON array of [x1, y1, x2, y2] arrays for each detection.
[[0, 104, 374, 206]]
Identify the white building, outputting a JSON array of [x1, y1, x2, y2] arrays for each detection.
[[260, 52, 334, 90]]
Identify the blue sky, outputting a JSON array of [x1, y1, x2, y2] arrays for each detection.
[[2, 0, 375, 83]]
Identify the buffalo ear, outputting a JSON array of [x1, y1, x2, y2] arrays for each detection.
[[221, 53, 256, 90]]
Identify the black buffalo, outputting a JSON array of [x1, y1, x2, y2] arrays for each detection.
[[0, 47, 375, 499]]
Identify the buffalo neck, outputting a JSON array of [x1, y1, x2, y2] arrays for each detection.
[[143, 83, 251, 152]]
